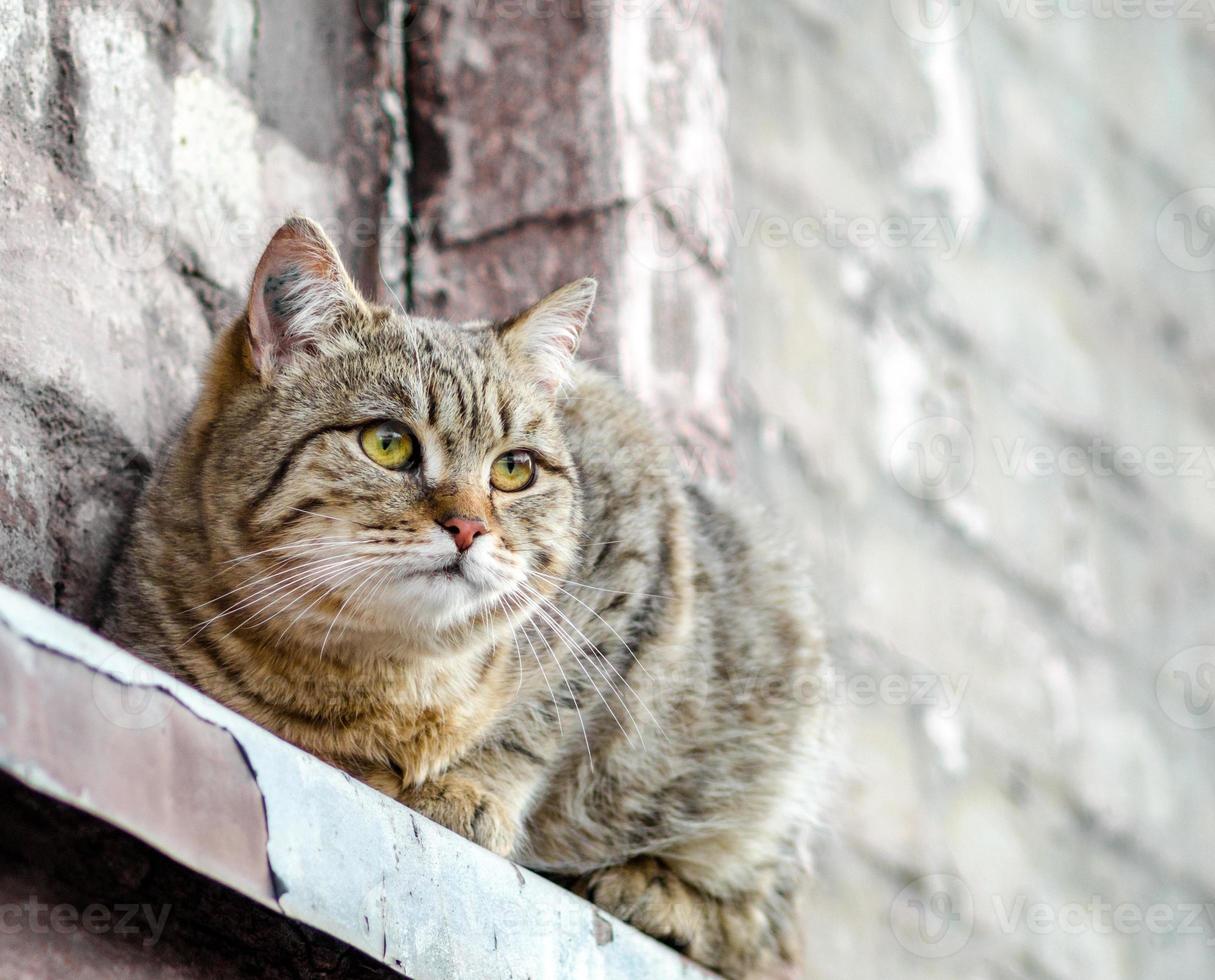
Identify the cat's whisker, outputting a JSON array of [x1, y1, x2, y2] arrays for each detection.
[[513, 606, 563, 737], [198, 536, 356, 586], [526, 612, 593, 771], [287, 506, 343, 523], [232, 563, 364, 626], [191, 553, 370, 628], [216, 548, 354, 578], [380, 271, 407, 315], [198, 554, 377, 643], [267, 557, 388, 641], [529, 575, 662, 691], [519, 581, 635, 683], [315, 570, 376, 655], [319, 561, 390, 656], [180, 556, 365, 647], [530, 583, 667, 742], [381, 272, 426, 381], [526, 567, 673, 601], [521, 587, 639, 748], [353, 565, 397, 627], [523, 585, 650, 748], [348, 563, 397, 627], [499, 592, 526, 701], [286, 506, 379, 530], [230, 558, 376, 639], [189, 545, 361, 611], [221, 535, 361, 566], [332, 565, 395, 643]]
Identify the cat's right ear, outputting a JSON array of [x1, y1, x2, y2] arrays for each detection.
[[245, 217, 363, 380]]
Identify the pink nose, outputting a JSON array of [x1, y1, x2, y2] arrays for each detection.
[[440, 516, 488, 552]]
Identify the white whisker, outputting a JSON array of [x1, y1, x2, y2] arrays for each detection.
[[529, 567, 672, 601], [221, 536, 360, 567], [532, 575, 660, 689], [521, 581, 663, 742], [500, 591, 527, 700], [235, 558, 374, 638], [320, 561, 389, 655], [275, 558, 384, 642], [522, 587, 638, 748], [526, 609, 593, 771], [190, 546, 360, 612], [514, 606, 563, 737], [181, 555, 367, 647]]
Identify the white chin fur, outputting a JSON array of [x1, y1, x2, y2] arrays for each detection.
[[361, 547, 521, 633]]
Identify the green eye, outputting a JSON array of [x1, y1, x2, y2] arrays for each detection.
[[360, 422, 417, 470], [490, 450, 536, 492]]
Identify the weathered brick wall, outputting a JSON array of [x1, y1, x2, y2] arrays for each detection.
[[0, 0, 386, 622], [725, 3, 1215, 977], [406, 0, 734, 454], [3, 1, 1214, 978]]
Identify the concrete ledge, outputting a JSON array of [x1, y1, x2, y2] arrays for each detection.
[[0, 585, 710, 979]]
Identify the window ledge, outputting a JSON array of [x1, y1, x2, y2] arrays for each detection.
[[0, 585, 711, 979]]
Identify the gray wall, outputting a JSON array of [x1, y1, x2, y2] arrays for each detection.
[[0, 0, 384, 621], [726, 2, 1215, 977]]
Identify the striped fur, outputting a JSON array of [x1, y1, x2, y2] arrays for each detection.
[[105, 219, 835, 978]]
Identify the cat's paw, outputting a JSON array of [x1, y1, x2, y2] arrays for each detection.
[[574, 857, 704, 956], [575, 857, 778, 978], [399, 775, 518, 857]]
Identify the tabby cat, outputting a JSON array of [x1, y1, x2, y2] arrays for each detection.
[[105, 217, 835, 978]]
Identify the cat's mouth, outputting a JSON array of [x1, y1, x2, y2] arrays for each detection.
[[399, 550, 506, 591], [430, 557, 466, 579], [350, 549, 521, 633]]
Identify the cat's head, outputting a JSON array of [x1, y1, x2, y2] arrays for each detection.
[[196, 217, 592, 653]]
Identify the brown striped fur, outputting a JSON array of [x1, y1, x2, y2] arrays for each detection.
[[105, 218, 835, 977]]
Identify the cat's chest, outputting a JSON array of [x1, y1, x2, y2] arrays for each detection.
[[373, 681, 510, 785]]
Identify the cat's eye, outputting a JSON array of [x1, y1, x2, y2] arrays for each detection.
[[490, 450, 536, 492], [359, 422, 418, 470]]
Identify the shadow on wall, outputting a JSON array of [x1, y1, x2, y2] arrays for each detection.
[[0, 373, 149, 623]]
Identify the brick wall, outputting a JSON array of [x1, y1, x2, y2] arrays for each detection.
[[405, 0, 733, 455], [0, 0, 386, 621], [725, 2, 1215, 977], [2, 1, 1213, 978]]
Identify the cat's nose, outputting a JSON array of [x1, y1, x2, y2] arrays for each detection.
[[439, 516, 488, 552]]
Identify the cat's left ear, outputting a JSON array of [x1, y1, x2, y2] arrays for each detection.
[[245, 217, 365, 380], [496, 278, 597, 394]]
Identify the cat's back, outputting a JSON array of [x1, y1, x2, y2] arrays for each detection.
[[542, 363, 833, 848]]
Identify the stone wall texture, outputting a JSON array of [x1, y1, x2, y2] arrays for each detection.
[[0, 0, 387, 621], [2, 1, 1215, 978], [723, 3, 1215, 979]]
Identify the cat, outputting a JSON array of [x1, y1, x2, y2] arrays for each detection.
[[104, 217, 836, 978]]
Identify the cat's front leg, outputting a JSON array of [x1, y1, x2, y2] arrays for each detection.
[[394, 737, 550, 858], [361, 762, 517, 852], [574, 856, 787, 979], [398, 771, 520, 856]]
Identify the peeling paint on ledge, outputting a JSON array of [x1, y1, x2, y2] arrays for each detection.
[[0, 585, 712, 980]]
